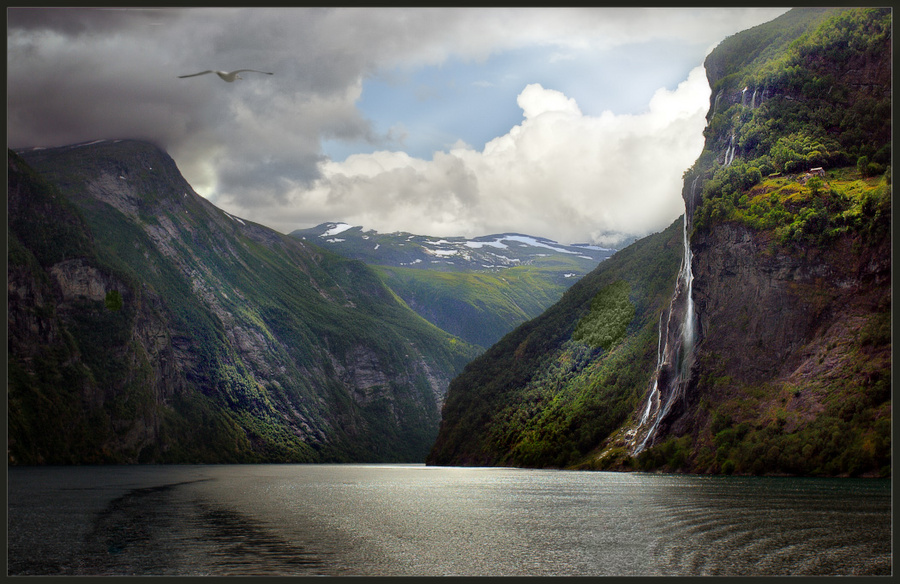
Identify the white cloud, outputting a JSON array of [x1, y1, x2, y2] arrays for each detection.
[[229, 66, 710, 246], [7, 7, 788, 245], [516, 84, 582, 119]]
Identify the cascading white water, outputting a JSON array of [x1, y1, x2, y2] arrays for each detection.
[[680, 199, 696, 367], [628, 176, 698, 454], [750, 87, 759, 109], [681, 175, 696, 356], [724, 133, 736, 167], [638, 311, 667, 428], [712, 90, 723, 117], [741, 86, 749, 106]]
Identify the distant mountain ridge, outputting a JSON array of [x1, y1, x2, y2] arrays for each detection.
[[292, 223, 614, 273]]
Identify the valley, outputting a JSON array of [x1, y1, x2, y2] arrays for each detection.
[[7, 7, 890, 477], [292, 223, 614, 348]]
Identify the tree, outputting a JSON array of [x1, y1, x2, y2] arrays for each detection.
[[105, 289, 123, 312], [857, 155, 870, 176], [807, 176, 823, 196]]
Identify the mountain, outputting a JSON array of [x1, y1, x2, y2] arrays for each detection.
[[291, 224, 614, 349], [428, 219, 684, 467], [428, 7, 891, 477], [291, 223, 613, 273], [8, 140, 480, 465]]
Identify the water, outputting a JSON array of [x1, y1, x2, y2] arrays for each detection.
[[679, 198, 696, 365], [630, 184, 698, 453], [725, 132, 736, 166], [7, 465, 891, 576]]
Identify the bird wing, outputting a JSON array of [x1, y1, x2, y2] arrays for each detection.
[[231, 69, 274, 75], [178, 70, 216, 78]]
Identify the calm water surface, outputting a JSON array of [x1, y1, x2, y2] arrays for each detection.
[[6, 464, 891, 576]]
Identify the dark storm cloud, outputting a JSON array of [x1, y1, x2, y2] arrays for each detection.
[[7, 7, 789, 242], [7, 7, 383, 196], [7, 7, 181, 36]]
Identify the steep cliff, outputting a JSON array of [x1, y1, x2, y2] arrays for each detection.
[[8, 142, 479, 464], [620, 6, 891, 476], [428, 7, 891, 476]]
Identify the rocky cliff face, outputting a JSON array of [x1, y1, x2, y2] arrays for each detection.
[[692, 224, 889, 386], [8, 143, 478, 464], [654, 221, 891, 452], [612, 6, 891, 475]]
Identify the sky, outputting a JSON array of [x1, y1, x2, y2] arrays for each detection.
[[7, 7, 790, 246]]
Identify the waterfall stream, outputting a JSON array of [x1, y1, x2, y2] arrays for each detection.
[[724, 132, 736, 167], [711, 90, 723, 117], [627, 175, 698, 454]]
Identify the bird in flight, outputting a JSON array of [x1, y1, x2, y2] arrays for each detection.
[[178, 69, 273, 82]]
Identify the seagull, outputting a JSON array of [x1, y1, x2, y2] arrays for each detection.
[[178, 69, 274, 82]]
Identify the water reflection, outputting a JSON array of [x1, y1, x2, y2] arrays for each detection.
[[80, 480, 327, 576], [645, 475, 892, 575], [7, 465, 891, 576]]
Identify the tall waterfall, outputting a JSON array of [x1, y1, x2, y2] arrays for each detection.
[[627, 175, 698, 455], [750, 87, 759, 109]]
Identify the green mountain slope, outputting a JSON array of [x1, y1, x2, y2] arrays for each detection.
[[370, 264, 577, 349], [292, 224, 614, 349], [428, 219, 683, 467], [9, 142, 480, 464], [428, 7, 891, 477]]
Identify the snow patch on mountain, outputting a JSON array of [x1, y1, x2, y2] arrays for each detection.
[[321, 223, 353, 237], [465, 240, 508, 250]]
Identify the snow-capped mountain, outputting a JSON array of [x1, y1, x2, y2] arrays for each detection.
[[291, 223, 616, 275]]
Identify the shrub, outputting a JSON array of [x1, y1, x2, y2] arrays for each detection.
[[105, 289, 123, 312]]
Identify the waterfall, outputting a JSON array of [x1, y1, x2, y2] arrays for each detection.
[[750, 87, 759, 109], [628, 175, 698, 455], [681, 207, 696, 361], [712, 90, 723, 117], [741, 86, 749, 107], [724, 133, 736, 167], [638, 310, 667, 428]]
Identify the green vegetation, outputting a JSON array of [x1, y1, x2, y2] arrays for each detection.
[[573, 281, 635, 350], [105, 290, 123, 311], [695, 7, 891, 243], [428, 219, 682, 467], [9, 143, 479, 465], [291, 225, 610, 350], [695, 165, 891, 247], [373, 264, 576, 349]]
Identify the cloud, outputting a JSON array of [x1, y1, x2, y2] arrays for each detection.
[[223, 66, 710, 246], [7, 7, 788, 245], [517, 84, 581, 119]]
